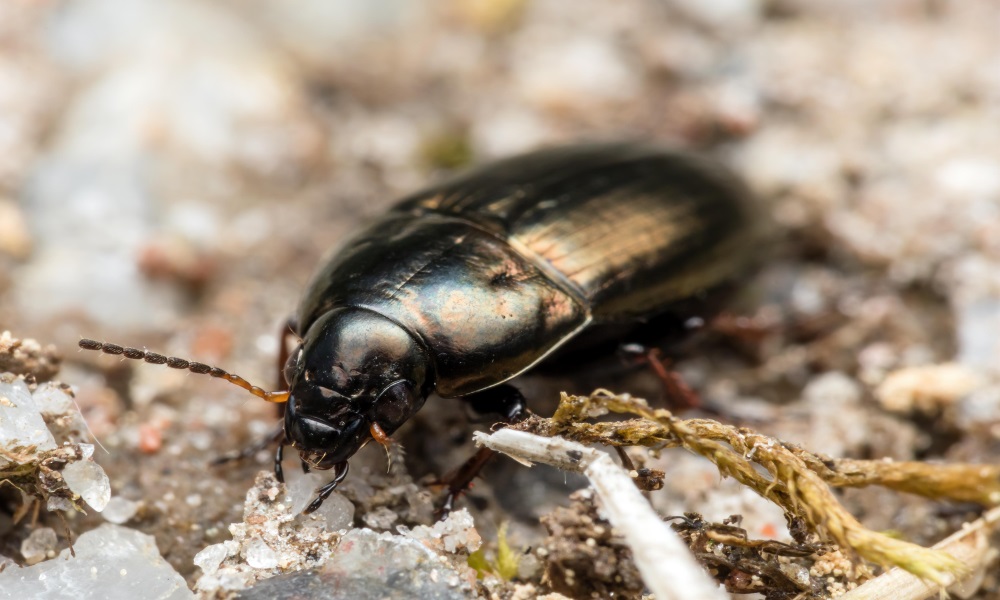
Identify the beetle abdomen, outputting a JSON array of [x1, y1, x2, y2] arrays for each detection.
[[395, 143, 756, 321]]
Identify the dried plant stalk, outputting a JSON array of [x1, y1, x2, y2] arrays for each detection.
[[474, 428, 727, 600], [514, 389, 992, 586], [790, 453, 1000, 506], [839, 506, 1000, 600]]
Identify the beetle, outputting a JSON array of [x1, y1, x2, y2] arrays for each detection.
[[81, 142, 758, 513]]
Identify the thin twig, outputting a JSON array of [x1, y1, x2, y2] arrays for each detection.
[[519, 390, 972, 584], [474, 428, 726, 600]]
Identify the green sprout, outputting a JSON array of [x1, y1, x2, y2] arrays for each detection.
[[468, 522, 522, 581]]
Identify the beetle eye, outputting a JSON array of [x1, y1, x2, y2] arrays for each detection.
[[372, 380, 423, 432]]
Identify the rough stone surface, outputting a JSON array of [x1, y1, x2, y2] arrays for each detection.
[[236, 529, 477, 600], [195, 472, 481, 597]]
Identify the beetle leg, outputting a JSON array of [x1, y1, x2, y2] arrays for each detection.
[[274, 439, 285, 483], [464, 384, 527, 422], [301, 459, 311, 474], [438, 384, 528, 518], [304, 461, 349, 514], [618, 343, 702, 411], [614, 446, 635, 471], [613, 445, 665, 491], [438, 447, 495, 517]]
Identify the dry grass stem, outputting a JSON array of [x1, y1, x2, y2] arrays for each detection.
[[839, 506, 1000, 600], [474, 428, 728, 600], [513, 389, 993, 586]]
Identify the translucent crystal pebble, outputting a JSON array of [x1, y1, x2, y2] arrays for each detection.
[[403, 509, 481, 553], [29, 383, 89, 443], [62, 460, 111, 512], [0, 377, 57, 451], [310, 490, 355, 531], [31, 384, 75, 416], [102, 496, 139, 525], [193, 543, 229, 575], [285, 471, 355, 529], [20, 527, 57, 565], [244, 537, 278, 569], [285, 471, 325, 515], [3, 524, 192, 599], [46, 496, 73, 513], [363, 506, 398, 530]]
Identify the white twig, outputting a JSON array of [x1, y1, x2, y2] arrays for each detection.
[[474, 428, 726, 600], [839, 506, 1000, 600]]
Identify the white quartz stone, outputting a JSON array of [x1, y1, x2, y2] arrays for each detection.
[[0, 524, 193, 599], [0, 378, 57, 452], [20, 527, 57, 566], [62, 460, 111, 512], [102, 497, 139, 525], [192, 543, 229, 576], [243, 537, 277, 570]]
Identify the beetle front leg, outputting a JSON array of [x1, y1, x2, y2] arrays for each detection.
[[304, 461, 349, 514], [274, 438, 285, 483], [439, 384, 529, 517]]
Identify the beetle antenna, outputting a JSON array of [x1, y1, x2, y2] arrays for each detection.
[[78, 338, 289, 404]]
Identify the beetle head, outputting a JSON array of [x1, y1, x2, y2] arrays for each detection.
[[283, 307, 430, 469]]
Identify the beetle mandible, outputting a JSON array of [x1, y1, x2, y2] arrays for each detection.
[[81, 142, 758, 513]]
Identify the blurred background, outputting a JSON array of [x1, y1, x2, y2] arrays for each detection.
[[2, 0, 1000, 592], [3, 0, 998, 355]]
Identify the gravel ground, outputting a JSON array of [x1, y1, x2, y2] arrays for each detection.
[[1, 1, 1000, 598]]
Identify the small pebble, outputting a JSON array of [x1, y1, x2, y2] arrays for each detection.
[[62, 460, 111, 512], [194, 543, 230, 576], [244, 537, 278, 570], [21, 528, 57, 566], [362, 506, 399, 531]]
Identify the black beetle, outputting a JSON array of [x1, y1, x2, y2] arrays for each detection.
[[81, 142, 757, 513]]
